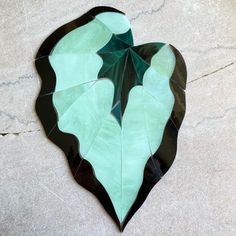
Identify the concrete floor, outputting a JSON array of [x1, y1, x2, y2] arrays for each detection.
[[0, 0, 236, 235]]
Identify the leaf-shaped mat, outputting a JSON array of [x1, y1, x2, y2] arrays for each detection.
[[35, 6, 187, 231]]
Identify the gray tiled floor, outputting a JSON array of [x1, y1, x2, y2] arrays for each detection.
[[0, 0, 236, 235]]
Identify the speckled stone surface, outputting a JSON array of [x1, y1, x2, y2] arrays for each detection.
[[0, 0, 236, 235]]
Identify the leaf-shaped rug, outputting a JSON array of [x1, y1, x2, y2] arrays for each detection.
[[35, 6, 187, 231]]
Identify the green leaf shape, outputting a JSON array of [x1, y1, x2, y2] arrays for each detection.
[[48, 12, 176, 223]]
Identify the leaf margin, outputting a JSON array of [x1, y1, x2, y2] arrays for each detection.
[[34, 6, 187, 232]]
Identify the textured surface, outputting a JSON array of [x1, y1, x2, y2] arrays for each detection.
[[0, 0, 236, 235]]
